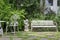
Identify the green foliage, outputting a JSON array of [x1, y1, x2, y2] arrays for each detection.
[[0, 0, 26, 30], [0, 0, 11, 21], [0, 0, 60, 31], [45, 13, 56, 20], [24, 0, 40, 19]]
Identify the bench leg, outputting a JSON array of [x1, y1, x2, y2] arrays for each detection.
[[56, 27, 58, 32], [31, 27, 32, 31]]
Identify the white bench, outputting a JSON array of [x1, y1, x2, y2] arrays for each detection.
[[31, 20, 57, 31]]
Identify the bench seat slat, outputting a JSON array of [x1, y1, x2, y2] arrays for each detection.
[[32, 26, 56, 27]]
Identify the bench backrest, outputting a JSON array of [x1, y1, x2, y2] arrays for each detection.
[[31, 20, 55, 26]]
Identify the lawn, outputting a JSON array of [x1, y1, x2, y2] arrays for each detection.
[[1, 32, 60, 40]]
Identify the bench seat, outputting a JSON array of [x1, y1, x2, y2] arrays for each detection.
[[31, 26, 56, 28]]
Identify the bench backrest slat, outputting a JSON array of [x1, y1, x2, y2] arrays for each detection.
[[31, 20, 55, 26]]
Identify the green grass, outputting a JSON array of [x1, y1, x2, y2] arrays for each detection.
[[1, 32, 60, 40]]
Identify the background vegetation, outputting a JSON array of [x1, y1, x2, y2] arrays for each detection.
[[0, 0, 60, 31]]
